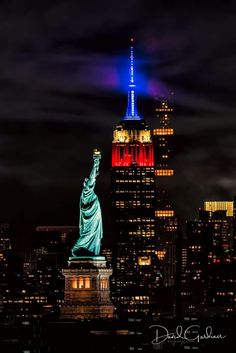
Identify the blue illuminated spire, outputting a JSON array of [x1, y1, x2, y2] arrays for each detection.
[[123, 39, 142, 120]]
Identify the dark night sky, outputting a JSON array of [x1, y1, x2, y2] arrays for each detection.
[[0, 1, 236, 254]]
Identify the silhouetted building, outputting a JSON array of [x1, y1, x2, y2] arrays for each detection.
[[152, 98, 177, 285], [0, 223, 12, 313], [19, 226, 78, 318], [33, 226, 78, 260], [0, 223, 12, 293], [151, 97, 178, 317], [0, 224, 27, 317], [182, 202, 236, 316], [234, 197, 236, 260]]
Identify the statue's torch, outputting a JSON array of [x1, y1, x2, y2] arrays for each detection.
[[93, 148, 102, 160], [93, 148, 101, 174]]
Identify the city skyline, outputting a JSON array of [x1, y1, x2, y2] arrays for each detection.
[[0, 4, 236, 351], [0, 2, 236, 254]]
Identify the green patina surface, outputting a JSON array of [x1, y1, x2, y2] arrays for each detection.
[[69, 256, 105, 261], [71, 153, 103, 257]]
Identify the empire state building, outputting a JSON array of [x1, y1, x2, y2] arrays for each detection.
[[111, 41, 160, 317]]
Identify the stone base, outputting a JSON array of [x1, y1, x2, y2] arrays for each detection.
[[60, 304, 115, 320], [68, 256, 106, 268], [60, 257, 115, 320]]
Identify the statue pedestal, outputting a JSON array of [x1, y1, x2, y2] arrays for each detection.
[[60, 257, 115, 320]]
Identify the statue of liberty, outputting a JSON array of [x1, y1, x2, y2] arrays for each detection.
[[71, 149, 103, 257]]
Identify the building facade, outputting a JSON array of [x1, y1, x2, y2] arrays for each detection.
[[152, 98, 177, 289], [111, 43, 160, 317], [182, 202, 236, 316], [0, 223, 12, 313]]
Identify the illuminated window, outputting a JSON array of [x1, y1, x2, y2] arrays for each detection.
[[153, 128, 174, 135], [155, 107, 173, 112], [85, 277, 90, 289], [72, 279, 78, 289], [138, 256, 151, 265], [155, 169, 174, 176], [204, 201, 233, 217], [113, 129, 130, 143], [139, 130, 151, 142], [156, 251, 166, 260], [155, 210, 174, 217], [100, 278, 108, 289], [78, 277, 84, 289], [72, 277, 91, 289]]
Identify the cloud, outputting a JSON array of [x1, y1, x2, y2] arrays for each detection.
[[170, 113, 236, 219]]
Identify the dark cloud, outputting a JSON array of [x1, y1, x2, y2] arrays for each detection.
[[170, 113, 236, 220], [0, 1, 235, 252]]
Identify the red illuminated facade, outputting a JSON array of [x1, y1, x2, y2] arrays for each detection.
[[112, 143, 154, 167], [111, 119, 159, 317], [111, 43, 160, 317]]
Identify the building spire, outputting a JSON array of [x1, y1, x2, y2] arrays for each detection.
[[123, 38, 142, 120]]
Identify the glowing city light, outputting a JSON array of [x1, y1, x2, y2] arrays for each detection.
[[124, 43, 142, 120]]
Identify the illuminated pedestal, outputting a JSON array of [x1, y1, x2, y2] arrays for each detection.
[[60, 256, 115, 320]]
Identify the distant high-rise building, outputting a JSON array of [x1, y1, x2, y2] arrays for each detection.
[[203, 201, 234, 256], [182, 202, 235, 316], [0, 224, 43, 319], [22, 226, 79, 316], [0, 223, 11, 252], [152, 98, 178, 293], [204, 201, 234, 217], [0, 223, 12, 312], [111, 42, 160, 317], [34, 226, 78, 260], [233, 197, 236, 260]]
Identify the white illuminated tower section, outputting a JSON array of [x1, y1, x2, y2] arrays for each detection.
[[111, 40, 160, 318]]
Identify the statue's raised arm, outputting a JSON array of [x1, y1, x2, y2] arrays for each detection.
[[85, 151, 100, 189], [71, 149, 103, 257]]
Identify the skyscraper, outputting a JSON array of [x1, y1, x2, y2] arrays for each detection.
[[152, 98, 177, 293], [0, 223, 12, 312], [204, 201, 234, 217], [182, 203, 235, 316], [233, 197, 236, 260], [111, 41, 160, 317]]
